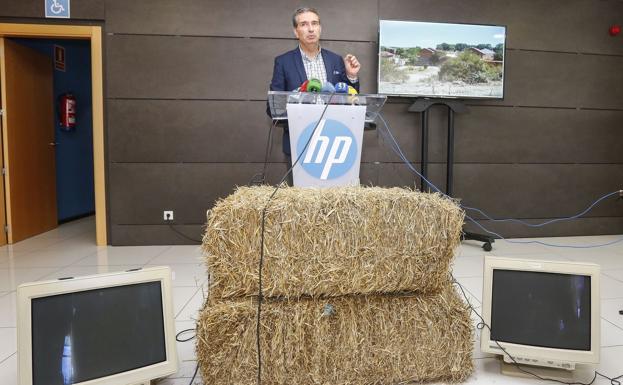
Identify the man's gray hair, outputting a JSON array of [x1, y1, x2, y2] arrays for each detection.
[[292, 7, 320, 27]]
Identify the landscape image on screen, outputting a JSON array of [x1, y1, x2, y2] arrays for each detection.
[[378, 20, 506, 99]]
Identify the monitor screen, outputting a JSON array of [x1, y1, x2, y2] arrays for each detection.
[[490, 269, 591, 351], [378, 20, 506, 99], [30, 282, 167, 385]]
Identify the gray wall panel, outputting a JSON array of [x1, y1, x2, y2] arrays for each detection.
[[574, 0, 623, 56], [452, 107, 623, 164], [105, 0, 378, 41], [453, 164, 623, 220], [106, 36, 375, 99], [108, 100, 281, 162], [502, 50, 580, 108], [111, 225, 204, 245], [106, 35, 265, 99], [109, 163, 288, 225], [379, 0, 623, 55], [577, 54, 623, 110]]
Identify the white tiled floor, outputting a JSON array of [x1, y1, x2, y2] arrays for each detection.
[[0, 216, 622, 385]]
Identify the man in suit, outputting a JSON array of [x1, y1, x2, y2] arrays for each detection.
[[268, 7, 361, 169]]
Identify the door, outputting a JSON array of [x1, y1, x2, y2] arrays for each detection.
[[0, 38, 57, 243]]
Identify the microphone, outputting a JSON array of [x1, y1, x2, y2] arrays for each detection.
[[299, 80, 310, 92], [335, 82, 349, 93], [321, 81, 335, 93], [307, 78, 322, 92], [347, 85, 359, 104]]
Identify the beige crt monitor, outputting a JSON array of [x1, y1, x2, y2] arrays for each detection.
[[17, 266, 178, 385], [480, 256, 600, 373]]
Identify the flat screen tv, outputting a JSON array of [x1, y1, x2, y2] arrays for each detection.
[[378, 20, 506, 99]]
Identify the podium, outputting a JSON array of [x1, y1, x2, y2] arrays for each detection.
[[268, 91, 386, 188]]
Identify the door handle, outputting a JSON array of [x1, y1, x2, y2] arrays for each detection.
[[48, 142, 59, 147]]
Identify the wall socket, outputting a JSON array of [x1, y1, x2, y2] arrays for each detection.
[[163, 210, 174, 221]]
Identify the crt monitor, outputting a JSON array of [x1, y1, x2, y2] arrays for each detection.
[[17, 266, 178, 385], [480, 256, 600, 371]]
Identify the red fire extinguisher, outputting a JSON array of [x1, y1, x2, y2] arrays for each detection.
[[59, 93, 76, 131]]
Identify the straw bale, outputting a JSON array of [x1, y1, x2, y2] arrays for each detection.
[[196, 285, 473, 384], [202, 186, 464, 299]]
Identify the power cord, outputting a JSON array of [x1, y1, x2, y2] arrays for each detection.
[[174, 273, 210, 385], [375, 112, 623, 249], [249, 119, 279, 186], [166, 222, 203, 243], [450, 276, 622, 385], [256, 93, 335, 385], [173, 328, 200, 385]]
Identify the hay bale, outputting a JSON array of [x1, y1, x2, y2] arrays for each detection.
[[203, 186, 464, 299], [196, 285, 473, 384]]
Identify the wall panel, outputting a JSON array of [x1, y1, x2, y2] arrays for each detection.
[[105, 0, 378, 41]]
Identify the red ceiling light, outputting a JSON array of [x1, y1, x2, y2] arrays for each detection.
[[609, 24, 621, 36]]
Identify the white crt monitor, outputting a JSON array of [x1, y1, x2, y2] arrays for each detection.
[[17, 266, 178, 385], [480, 256, 600, 371]]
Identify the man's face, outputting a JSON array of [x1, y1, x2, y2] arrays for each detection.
[[293, 11, 321, 46]]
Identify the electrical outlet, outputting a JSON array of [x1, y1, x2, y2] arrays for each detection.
[[163, 210, 174, 221]]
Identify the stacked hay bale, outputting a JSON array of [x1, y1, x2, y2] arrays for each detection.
[[197, 186, 473, 384]]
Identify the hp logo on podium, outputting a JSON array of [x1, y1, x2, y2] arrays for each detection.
[[297, 119, 357, 180]]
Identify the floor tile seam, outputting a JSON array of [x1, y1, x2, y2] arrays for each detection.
[[174, 286, 205, 319], [68, 247, 108, 266], [602, 271, 623, 284], [602, 317, 623, 331], [0, 351, 15, 365], [142, 245, 175, 266], [13, 234, 73, 254]]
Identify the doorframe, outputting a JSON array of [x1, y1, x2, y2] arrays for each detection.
[[0, 23, 106, 245]]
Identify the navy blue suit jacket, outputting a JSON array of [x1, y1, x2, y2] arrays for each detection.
[[268, 47, 360, 154], [269, 47, 360, 94]]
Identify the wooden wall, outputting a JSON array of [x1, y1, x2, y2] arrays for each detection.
[[1, 0, 622, 244]]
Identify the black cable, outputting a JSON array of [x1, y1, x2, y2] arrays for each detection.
[[167, 222, 203, 243], [450, 275, 622, 385], [256, 93, 335, 385], [175, 328, 199, 384], [375, 112, 623, 249], [176, 328, 196, 342], [187, 363, 200, 385], [249, 119, 279, 186]]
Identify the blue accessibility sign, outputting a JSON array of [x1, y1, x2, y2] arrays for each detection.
[[45, 0, 70, 18]]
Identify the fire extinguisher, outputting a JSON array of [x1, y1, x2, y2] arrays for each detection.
[[58, 93, 76, 131]]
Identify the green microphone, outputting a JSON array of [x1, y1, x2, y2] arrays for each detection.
[[307, 78, 322, 92]]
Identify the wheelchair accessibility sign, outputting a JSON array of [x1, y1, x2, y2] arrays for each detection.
[[45, 0, 70, 18]]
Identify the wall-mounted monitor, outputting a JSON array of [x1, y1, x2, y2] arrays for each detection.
[[480, 256, 600, 374], [378, 20, 506, 99], [17, 266, 178, 385]]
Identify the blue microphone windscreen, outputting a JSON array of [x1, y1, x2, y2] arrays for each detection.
[[321, 82, 335, 93], [335, 82, 349, 93]]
